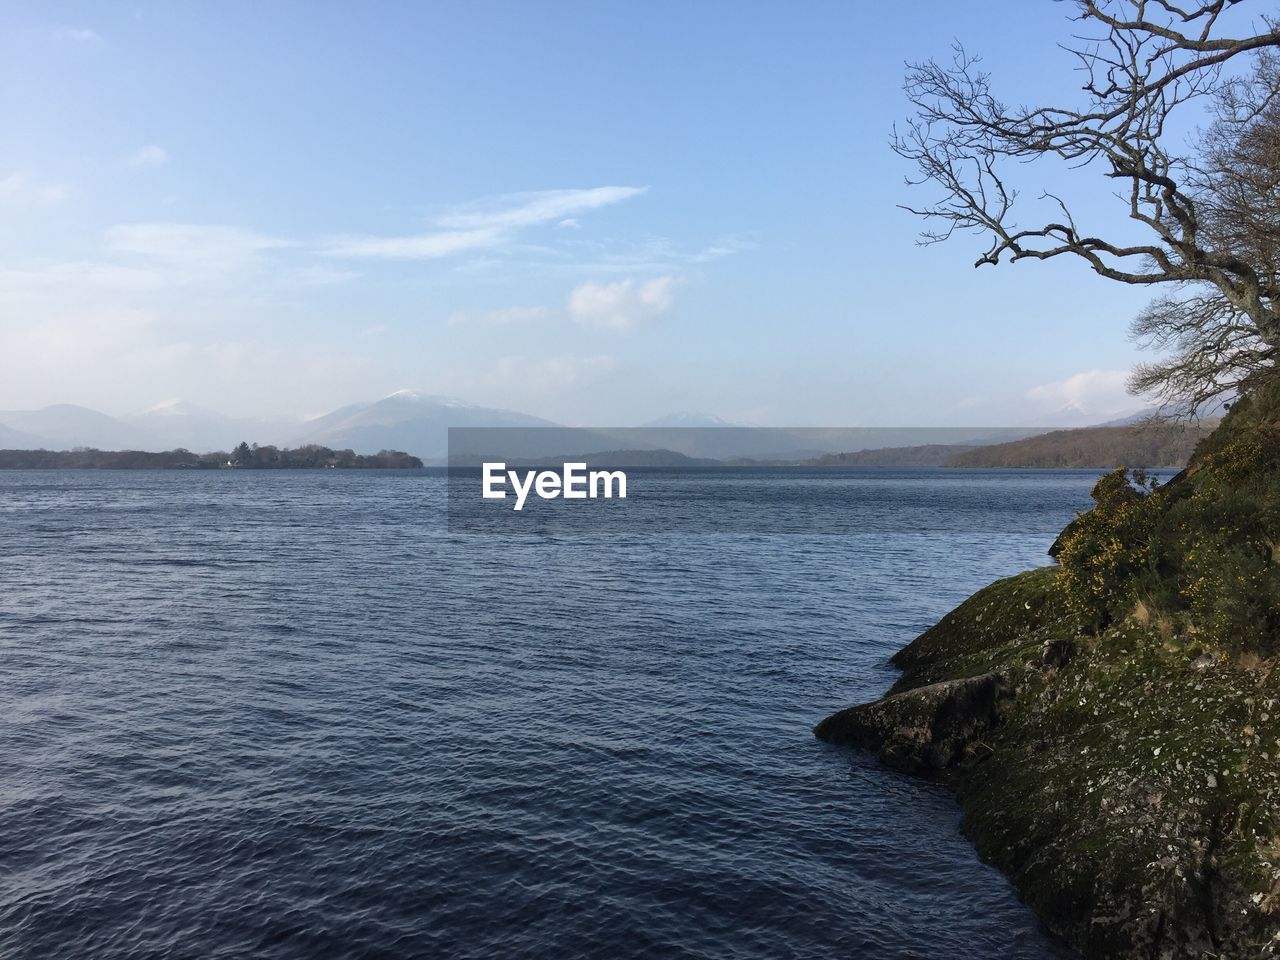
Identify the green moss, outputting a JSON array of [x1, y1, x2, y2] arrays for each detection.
[[860, 550, 1280, 954], [889, 566, 1070, 693], [887, 575, 1280, 955], [955, 618, 1280, 954]]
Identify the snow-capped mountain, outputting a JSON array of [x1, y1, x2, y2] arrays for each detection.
[[122, 399, 297, 452]]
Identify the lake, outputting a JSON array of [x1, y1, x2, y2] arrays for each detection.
[[0, 468, 1126, 958]]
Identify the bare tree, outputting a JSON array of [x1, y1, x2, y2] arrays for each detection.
[[894, 1, 1280, 414]]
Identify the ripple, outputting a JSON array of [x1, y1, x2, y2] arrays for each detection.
[[0, 468, 1098, 959]]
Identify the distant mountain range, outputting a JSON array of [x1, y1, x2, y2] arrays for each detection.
[[0, 392, 556, 457], [0, 393, 756, 458], [0, 391, 1181, 463], [0, 404, 158, 451]]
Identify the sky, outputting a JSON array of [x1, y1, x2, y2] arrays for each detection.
[[0, 1, 1205, 426]]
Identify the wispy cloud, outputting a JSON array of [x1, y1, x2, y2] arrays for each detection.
[[568, 275, 680, 330], [324, 186, 646, 261], [51, 24, 103, 44], [539, 232, 757, 276], [448, 305, 553, 327], [0, 172, 69, 206], [105, 223, 291, 274], [128, 145, 169, 168], [286, 264, 360, 286], [439, 187, 645, 231], [324, 227, 501, 260]]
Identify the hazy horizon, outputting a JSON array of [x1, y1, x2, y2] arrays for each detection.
[[0, 389, 1154, 432]]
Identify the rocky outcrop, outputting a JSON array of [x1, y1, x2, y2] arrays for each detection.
[[816, 567, 1280, 959], [814, 673, 1010, 773]]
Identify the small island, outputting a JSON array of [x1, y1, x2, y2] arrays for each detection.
[[0, 442, 423, 470]]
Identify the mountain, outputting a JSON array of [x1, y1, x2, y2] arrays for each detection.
[[798, 443, 978, 467], [123, 399, 296, 452], [1019, 399, 1151, 429], [123, 399, 236, 451], [294, 390, 562, 458], [1088, 406, 1227, 427], [0, 421, 45, 448], [591, 426, 1044, 462], [1091, 408, 1165, 427], [0, 404, 159, 451]]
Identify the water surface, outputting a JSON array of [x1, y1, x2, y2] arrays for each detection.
[[0, 468, 1114, 958]]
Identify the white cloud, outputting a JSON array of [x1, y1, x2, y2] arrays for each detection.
[[568, 275, 679, 330], [128, 145, 169, 168], [324, 186, 645, 261], [0, 172, 68, 206], [447, 305, 552, 327], [1026, 369, 1134, 418], [439, 186, 645, 231], [324, 227, 501, 260]]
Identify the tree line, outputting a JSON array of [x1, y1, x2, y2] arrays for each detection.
[[0, 443, 422, 469]]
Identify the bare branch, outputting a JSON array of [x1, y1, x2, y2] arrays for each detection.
[[895, 1, 1280, 410]]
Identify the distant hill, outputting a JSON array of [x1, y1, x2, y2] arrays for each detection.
[[943, 421, 1219, 468], [0, 420, 44, 448], [532, 448, 718, 468], [800, 443, 977, 467], [0, 404, 159, 450]]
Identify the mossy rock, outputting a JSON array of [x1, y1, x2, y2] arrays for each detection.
[[815, 673, 1011, 773], [889, 566, 1072, 694], [820, 560, 1280, 957], [958, 624, 1280, 957]]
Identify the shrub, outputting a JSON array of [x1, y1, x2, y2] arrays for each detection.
[[1056, 420, 1280, 652], [1057, 468, 1164, 631]]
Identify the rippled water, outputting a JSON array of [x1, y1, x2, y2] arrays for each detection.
[[0, 468, 1119, 959]]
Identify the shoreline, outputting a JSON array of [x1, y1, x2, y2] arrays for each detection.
[[815, 564, 1280, 958]]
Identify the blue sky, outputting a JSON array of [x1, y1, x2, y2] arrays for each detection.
[[1, 1, 1174, 424]]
